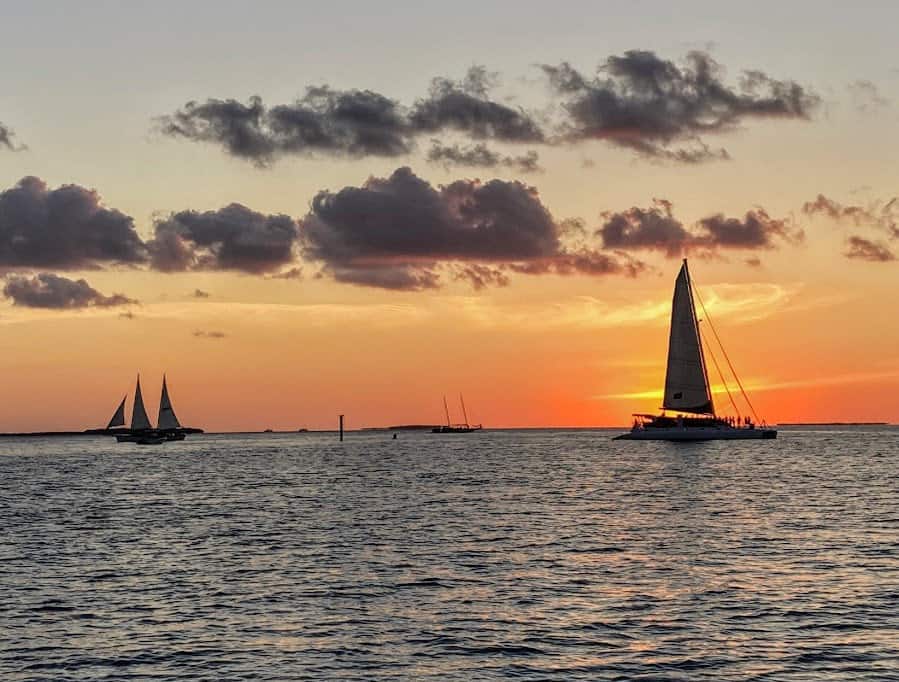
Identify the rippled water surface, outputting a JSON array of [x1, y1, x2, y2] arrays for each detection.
[[2, 429, 898, 680]]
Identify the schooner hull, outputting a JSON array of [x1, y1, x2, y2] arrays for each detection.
[[615, 427, 777, 441]]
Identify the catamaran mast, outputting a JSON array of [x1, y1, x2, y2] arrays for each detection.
[[683, 259, 715, 416], [443, 395, 451, 427]]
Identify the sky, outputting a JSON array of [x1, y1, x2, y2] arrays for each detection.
[[0, 1, 897, 431]]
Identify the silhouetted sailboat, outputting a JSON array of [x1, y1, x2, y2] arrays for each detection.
[[615, 260, 776, 441], [432, 394, 483, 433], [116, 375, 165, 444]]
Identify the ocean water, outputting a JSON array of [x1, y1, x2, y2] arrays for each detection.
[[2, 428, 898, 681]]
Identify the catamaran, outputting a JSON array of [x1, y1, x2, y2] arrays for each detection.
[[108, 374, 187, 444], [432, 394, 483, 433], [615, 260, 776, 441]]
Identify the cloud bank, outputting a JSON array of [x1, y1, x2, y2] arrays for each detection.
[[0, 174, 828, 296], [3, 273, 137, 309], [300, 166, 643, 290], [148, 204, 299, 274], [158, 52, 818, 166], [599, 199, 802, 256], [158, 67, 542, 169], [541, 50, 818, 162], [0, 177, 147, 269]]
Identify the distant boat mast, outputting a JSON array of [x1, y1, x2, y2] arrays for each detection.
[[443, 395, 451, 427]]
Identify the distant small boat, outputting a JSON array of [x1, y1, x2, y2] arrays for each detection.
[[615, 260, 776, 441], [432, 394, 483, 433]]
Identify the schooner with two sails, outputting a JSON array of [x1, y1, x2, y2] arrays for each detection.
[[106, 375, 187, 444]]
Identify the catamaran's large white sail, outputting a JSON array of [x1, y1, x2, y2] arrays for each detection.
[[131, 376, 153, 431], [157, 375, 181, 430], [106, 396, 127, 429], [662, 261, 714, 414]]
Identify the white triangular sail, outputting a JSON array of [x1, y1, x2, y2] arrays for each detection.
[[157, 375, 181, 430], [662, 261, 714, 415], [106, 396, 127, 429], [131, 375, 153, 431]]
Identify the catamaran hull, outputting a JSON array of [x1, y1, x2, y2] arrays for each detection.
[[615, 427, 777, 441]]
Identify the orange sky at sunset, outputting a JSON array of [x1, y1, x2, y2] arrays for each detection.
[[1, 241, 896, 432], [1, 4, 897, 432]]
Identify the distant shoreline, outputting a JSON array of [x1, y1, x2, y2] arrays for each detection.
[[0, 423, 894, 438], [0, 428, 205, 438], [777, 422, 889, 426]]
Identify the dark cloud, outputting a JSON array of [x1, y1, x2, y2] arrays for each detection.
[[427, 142, 541, 173], [158, 67, 543, 166], [148, 204, 299, 274], [3, 273, 137, 309], [0, 122, 24, 151], [844, 236, 895, 262], [193, 329, 227, 339], [267, 86, 410, 159], [599, 200, 801, 256], [408, 67, 545, 143], [803, 194, 870, 223], [158, 89, 409, 166], [599, 199, 691, 256], [300, 166, 641, 290], [0, 177, 147, 269], [192, 288, 210, 298], [803, 194, 898, 238], [542, 50, 818, 161], [156, 96, 275, 165], [119, 310, 136, 319], [695, 210, 803, 249], [745, 256, 762, 268], [160, 56, 817, 166]]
